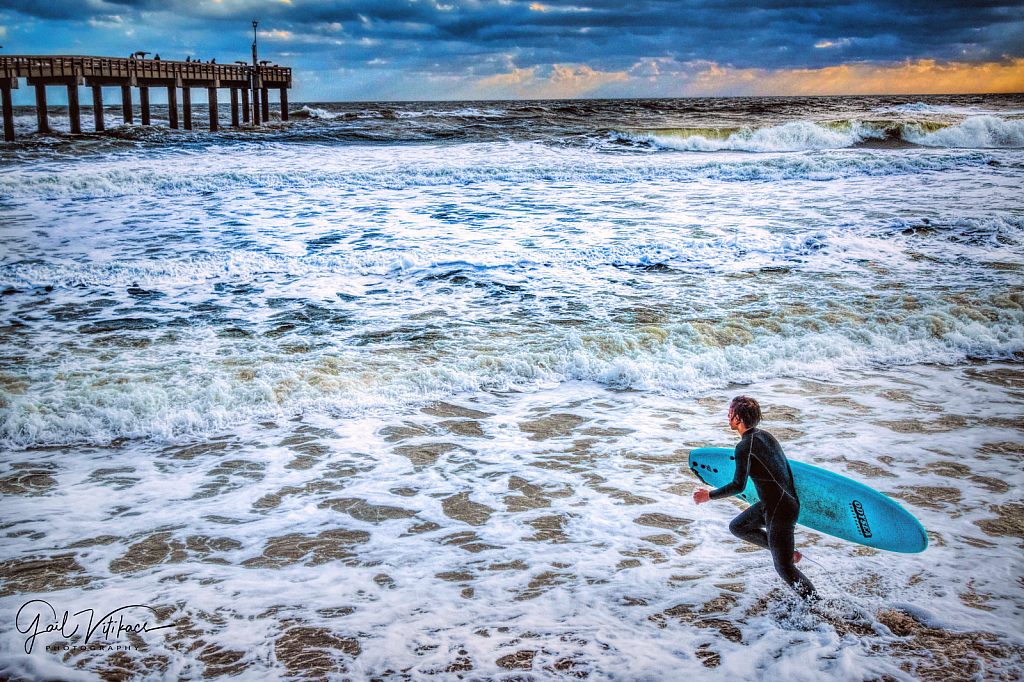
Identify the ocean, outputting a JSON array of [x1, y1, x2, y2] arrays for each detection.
[[1, 95, 1023, 680]]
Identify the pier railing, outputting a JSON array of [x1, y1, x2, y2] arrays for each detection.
[[0, 56, 290, 86], [0, 55, 293, 141]]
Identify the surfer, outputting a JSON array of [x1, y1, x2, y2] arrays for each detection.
[[693, 396, 817, 599]]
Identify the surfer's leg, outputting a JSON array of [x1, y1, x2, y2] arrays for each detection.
[[766, 503, 817, 600], [728, 502, 768, 549]]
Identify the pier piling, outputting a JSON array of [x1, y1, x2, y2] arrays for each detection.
[[280, 88, 288, 121], [241, 88, 250, 124], [168, 86, 178, 129], [230, 88, 239, 127], [252, 82, 260, 126], [261, 87, 269, 123], [34, 84, 49, 134], [121, 86, 133, 124], [2, 81, 14, 143], [208, 87, 218, 132], [67, 83, 81, 134], [92, 86, 104, 131], [183, 87, 192, 131], [140, 86, 151, 126]]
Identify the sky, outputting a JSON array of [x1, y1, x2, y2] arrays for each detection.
[[1, 0, 1023, 102]]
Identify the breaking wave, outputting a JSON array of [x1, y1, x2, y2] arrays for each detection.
[[619, 120, 893, 152], [0, 149, 1005, 199], [2, 294, 1022, 450], [873, 102, 1024, 116], [619, 117, 1024, 151], [905, 116, 1024, 148]]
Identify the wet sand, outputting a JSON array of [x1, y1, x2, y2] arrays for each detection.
[[1, 362, 1023, 680]]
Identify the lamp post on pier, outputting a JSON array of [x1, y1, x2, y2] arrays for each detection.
[[251, 20, 260, 126]]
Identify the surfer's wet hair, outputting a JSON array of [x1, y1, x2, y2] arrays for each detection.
[[730, 395, 762, 429]]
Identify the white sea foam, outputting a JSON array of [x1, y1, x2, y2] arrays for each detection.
[[2, 97, 1023, 679], [874, 101, 1024, 116], [874, 215, 1024, 244], [2, 295, 1021, 449], [904, 115, 1024, 148], [625, 116, 1024, 151], [623, 121, 885, 152], [296, 105, 342, 120], [0, 235, 823, 289], [2, 365, 1021, 679], [395, 107, 507, 118], [0, 146, 1005, 199], [9, 215, 1002, 293]]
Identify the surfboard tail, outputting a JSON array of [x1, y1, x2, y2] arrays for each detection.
[[688, 447, 930, 553]]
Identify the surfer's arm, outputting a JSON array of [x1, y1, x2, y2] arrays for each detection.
[[709, 441, 750, 500]]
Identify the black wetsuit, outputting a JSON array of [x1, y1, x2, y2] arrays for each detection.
[[710, 428, 816, 598]]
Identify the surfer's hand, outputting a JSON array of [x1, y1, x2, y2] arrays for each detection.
[[693, 489, 711, 504]]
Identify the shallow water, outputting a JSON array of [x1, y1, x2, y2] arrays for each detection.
[[1, 94, 1022, 680]]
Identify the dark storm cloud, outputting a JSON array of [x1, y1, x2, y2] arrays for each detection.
[[8, 0, 1022, 63], [2, 0, 1021, 99], [2, 0, 91, 20], [275, 0, 1023, 69]]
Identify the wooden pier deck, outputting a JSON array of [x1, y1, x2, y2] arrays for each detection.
[[0, 55, 293, 141]]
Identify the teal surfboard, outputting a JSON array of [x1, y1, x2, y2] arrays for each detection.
[[688, 447, 928, 553]]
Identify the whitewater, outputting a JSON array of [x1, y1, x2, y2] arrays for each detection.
[[1, 94, 1022, 681]]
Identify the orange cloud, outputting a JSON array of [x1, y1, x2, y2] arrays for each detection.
[[685, 59, 1024, 96], [258, 29, 292, 40], [455, 57, 1023, 100], [477, 67, 537, 88], [530, 2, 591, 11], [814, 38, 850, 49]]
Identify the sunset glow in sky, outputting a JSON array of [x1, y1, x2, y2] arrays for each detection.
[[3, 0, 1023, 101]]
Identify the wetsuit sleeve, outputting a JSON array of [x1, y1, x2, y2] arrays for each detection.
[[709, 438, 750, 500]]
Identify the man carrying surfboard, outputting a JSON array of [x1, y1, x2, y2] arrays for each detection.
[[693, 396, 817, 599]]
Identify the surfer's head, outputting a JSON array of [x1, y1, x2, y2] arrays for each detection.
[[728, 395, 762, 431]]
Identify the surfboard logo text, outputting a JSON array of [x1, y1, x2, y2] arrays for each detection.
[[850, 500, 872, 538]]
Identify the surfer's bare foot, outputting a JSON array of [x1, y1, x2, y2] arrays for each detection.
[[793, 551, 803, 564]]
